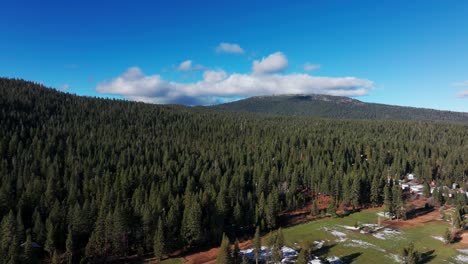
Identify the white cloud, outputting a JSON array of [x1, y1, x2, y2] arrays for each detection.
[[253, 52, 288, 75], [177, 60, 192, 71], [59, 84, 70, 90], [96, 67, 173, 97], [456, 90, 468, 98], [96, 66, 373, 105], [177, 60, 205, 72], [216, 43, 245, 54], [304, 63, 321, 72], [203, 70, 228, 82], [453, 80, 468, 87]]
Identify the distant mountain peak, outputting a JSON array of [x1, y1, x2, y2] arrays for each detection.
[[213, 94, 468, 122]]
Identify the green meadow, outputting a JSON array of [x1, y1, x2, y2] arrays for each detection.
[[275, 209, 464, 263], [162, 208, 466, 263]]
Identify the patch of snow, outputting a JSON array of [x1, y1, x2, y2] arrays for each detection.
[[373, 228, 402, 240], [309, 257, 323, 264], [324, 228, 347, 242], [373, 233, 386, 240], [454, 254, 468, 263], [340, 225, 359, 230], [377, 212, 395, 219], [431, 236, 445, 242], [240, 246, 298, 263], [387, 253, 401, 263], [326, 256, 343, 264], [313, 240, 325, 249], [457, 249, 468, 255], [240, 248, 254, 254], [345, 239, 385, 252]]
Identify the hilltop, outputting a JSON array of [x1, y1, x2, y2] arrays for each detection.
[[212, 94, 468, 122]]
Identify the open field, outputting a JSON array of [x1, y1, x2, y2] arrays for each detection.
[[160, 207, 467, 264]]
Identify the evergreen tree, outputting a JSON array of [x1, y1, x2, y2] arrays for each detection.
[[370, 176, 380, 207], [0, 211, 16, 261], [423, 182, 431, 198], [65, 228, 74, 264], [392, 183, 404, 219], [51, 250, 60, 264], [401, 242, 420, 264], [216, 233, 231, 264], [233, 239, 241, 264], [444, 228, 453, 244], [453, 207, 464, 229], [311, 199, 319, 216], [350, 176, 361, 209], [383, 184, 393, 217], [181, 199, 203, 249], [153, 218, 165, 262], [253, 226, 261, 264], [24, 230, 34, 263], [327, 198, 337, 217]]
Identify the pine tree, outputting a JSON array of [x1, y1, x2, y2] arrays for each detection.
[[350, 176, 361, 210], [392, 183, 404, 219], [311, 199, 319, 216], [453, 207, 464, 229], [444, 228, 453, 244], [181, 199, 202, 249], [16, 211, 25, 243], [216, 233, 231, 264], [383, 184, 393, 217], [370, 176, 380, 207], [65, 228, 74, 264], [327, 198, 337, 217], [423, 182, 431, 198], [0, 211, 16, 260], [24, 230, 34, 263], [253, 226, 261, 264], [153, 218, 165, 262], [45, 218, 55, 255], [51, 250, 60, 264], [233, 239, 241, 264], [401, 242, 420, 264]]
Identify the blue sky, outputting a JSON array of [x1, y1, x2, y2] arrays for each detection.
[[1, 0, 468, 111]]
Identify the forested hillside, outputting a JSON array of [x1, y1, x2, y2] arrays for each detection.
[[213, 94, 468, 122], [0, 78, 467, 263]]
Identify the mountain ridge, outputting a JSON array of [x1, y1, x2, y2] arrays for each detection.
[[212, 94, 468, 123]]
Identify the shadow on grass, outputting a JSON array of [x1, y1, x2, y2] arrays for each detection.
[[314, 243, 336, 257], [341, 252, 362, 263], [419, 249, 436, 264]]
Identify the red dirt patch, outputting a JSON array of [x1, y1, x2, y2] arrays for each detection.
[[383, 209, 443, 229], [459, 232, 468, 246], [180, 240, 252, 264]]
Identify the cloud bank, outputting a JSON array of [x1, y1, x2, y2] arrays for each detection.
[[97, 69, 373, 106], [216, 43, 245, 54], [97, 52, 373, 105]]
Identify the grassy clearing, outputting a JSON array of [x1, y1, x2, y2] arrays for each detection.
[[279, 209, 460, 263], [161, 208, 463, 263]]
